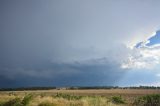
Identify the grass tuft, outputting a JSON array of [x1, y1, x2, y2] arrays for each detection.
[[21, 94, 33, 106], [54, 93, 82, 100], [111, 95, 125, 104]]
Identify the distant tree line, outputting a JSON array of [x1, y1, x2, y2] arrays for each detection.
[[123, 86, 160, 89], [0, 87, 56, 91], [68, 86, 119, 90], [0, 86, 160, 91], [68, 86, 160, 90]]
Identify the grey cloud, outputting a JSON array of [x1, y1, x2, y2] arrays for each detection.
[[0, 58, 127, 87], [1, 0, 160, 87]]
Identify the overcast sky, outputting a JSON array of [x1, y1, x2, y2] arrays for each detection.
[[1, 0, 160, 87]]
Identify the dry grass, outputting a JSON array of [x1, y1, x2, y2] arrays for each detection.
[[0, 89, 160, 106], [3, 89, 159, 96]]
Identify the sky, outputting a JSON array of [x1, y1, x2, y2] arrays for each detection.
[[1, 0, 160, 88]]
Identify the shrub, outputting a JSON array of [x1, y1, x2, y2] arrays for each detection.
[[38, 102, 57, 106], [111, 95, 125, 104], [21, 94, 33, 106], [1, 94, 33, 106], [133, 94, 160, 106], [2, 98, 21, 106], [0, 102, 3, 106], [54, 93, 82, 100]]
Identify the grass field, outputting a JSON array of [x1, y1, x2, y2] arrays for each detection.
[[0, 89, 160, 106]]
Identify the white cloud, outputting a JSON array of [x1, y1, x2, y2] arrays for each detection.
[[121, 33, 160, 69]]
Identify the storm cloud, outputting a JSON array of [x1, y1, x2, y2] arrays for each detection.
[[1, 0, 160, 87]]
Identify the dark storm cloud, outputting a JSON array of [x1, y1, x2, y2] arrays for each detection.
[[0, 0, 127, 87], [0, 58, 126, 88], [1, 0, 160, 87]]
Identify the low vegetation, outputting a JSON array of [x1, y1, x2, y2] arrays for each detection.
[[54, 93, 83, 100], [111, 96, 125, 104], [38, 102, 57, 106], [0, 98, 21, 106], [0, 94, 33, 106], [133, 94, 160, 106], [0, 93, 122, 106], [0, 89, 160, 106]]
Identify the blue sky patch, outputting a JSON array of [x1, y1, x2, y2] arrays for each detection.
[[146, 30, 160, 46], [135, 30, 160, 48]]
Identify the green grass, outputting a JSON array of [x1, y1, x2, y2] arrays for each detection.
[[0, 94, 33, 106], [54, 93, 83, 100], [0, 98, 21, 106], [1, 91, 160, 106], [111, 96, 125, 104], [21, 94, 33, 106], [133, 94, 160, 106]]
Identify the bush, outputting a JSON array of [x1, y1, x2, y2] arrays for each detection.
[[21, 94, 33, 106], [38, 102, 57, 106], [2, 98, 21, 106], [133, 94, 160, 106], [111, 95, 125, 104], [0, 102, 4, 106], [1, 94, 33, 106], [54, 93, 82, 100]]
